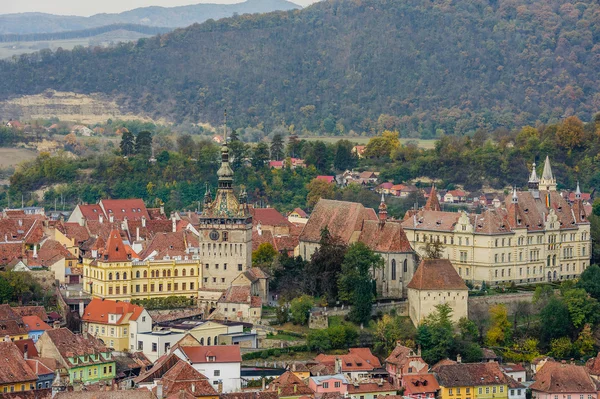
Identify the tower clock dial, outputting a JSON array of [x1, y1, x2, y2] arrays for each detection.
[[209, 230, 220, 241]]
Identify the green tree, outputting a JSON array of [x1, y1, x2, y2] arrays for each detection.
[[576, 264, 600, 300], [417, 304, 455, 364], [0, 275, 13, 302], [177, 134, 196, 158], [229, 140, 248, 169], [307, 329, 332, 352], [550, 337, 573, 358], [270, 133, 285, 161], [289, 295, 314, 325], [252, 142, 270, 169], [306, 178, 336, 208], [120, 130, 135, 156], [338, 242, 383, 325], [539, 297, 572, 344], [252, 242, 278, 270], [421, 239, 444, 259], [304, 227, 347, 301], [574, 324, 595, 357], [562, 288, 600, 329], [333, 140, 356, 171], [374, 314, 416, 355], [364, 131, 400, 159], [135, 130, 153, 157]]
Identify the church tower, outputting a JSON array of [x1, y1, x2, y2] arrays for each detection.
[[528, 161, 540, 199], [540, 155, 557, 191], [198, 117, 252, 290]]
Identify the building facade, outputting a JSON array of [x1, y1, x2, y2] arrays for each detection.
[[402, 157, 591, 286]]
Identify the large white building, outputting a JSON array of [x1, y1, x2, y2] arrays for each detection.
[[402, 157, 591, 286]]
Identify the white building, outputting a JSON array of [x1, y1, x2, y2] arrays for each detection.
[[173, 345, 242, 393], [135, 328, 185, 363]]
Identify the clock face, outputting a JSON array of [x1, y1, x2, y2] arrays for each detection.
[[209, 230, 219, 241]]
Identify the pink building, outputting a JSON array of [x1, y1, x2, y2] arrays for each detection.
[[308, 374, 349, 397], [530, 362, 597, 399]]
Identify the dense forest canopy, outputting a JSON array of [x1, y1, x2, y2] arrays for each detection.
[[1, 0, 599, 137]]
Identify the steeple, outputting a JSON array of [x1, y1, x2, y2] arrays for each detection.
[[528, 162, 540, 199], [378, 192, 388, 224], [217, 110, 234, 190], [575, 181, 581, 200], [511, 187, 518, 204], [424, 184, 441, 211], [540, 155, 557, 191]]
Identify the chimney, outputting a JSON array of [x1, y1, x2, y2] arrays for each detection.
[[23, 343, 28, 359], [3, 335, 10, 342], [294, 383, 297, 393], [292, 363, 296, 372], [18, 219, 23, 227], [33, 244, 38, 259], [53, 321, 60, 329], [262, 377, 266, 391], [456, 354, 462, 363], [99, 215, 104, 224], [79, 216, 86, 227], [79, 301, 84, 317], [335, 358, 342, 374], [109, 214, 114, 223], [191, 383, 195, 393], [172, 215, 177, 233], [160, 205, 165, 215], [141, 216, 146, 228], [156, 382, 164, 399], [136, 227, 140, 242], [257, 223, 262, 236]]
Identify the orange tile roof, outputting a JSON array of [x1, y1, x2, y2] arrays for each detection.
[[407, 259, 467, 291], [0, 341, 38, 384], [436, 362, 511, 387], [156, 360, 217, 397], [25, 358, 54, 376], [22, 315, 51, 332], [179, 345, 242, 364], [12, 306, 48, 322], [100, 199, 149, 221], [98, 229, 139, 261], [315, 348, 381, 371], [346, 381, 396, 394], [267, 371, 314, 397], [358, 220, 412, 253], [251, 208, 292, 227], [424, 186, 441, 211], [531, 361, 596, 393], [402, 374, 439, 394], [83, 298, 145, 325]]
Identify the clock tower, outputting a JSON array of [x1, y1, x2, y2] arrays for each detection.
[[198, 140, 253, 290]]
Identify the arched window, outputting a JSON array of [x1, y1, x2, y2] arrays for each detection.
[[403, 259, 408, 273], [115, 272, 120, 280], [552, 255, 556, 266], [123, 272, 127, 280], [144, 270, 148, 278], [162, 270, 166, 278], [174, 269, 178, 277], [151, 270, 155, 278], [167, 270, 171, 277], [182, 269, 186, 277], [214, 336, 218, 345], [548, 271, 552, 281], [547, 256, 551, 267], [391, 260, 396, 281], [190, 268, 194, 276], [108, 273, 113, 280], [136, 271, 140, 278], [200, 338, 204, 345], [207, 337, 211, 345], [553, 270, 557, 280]]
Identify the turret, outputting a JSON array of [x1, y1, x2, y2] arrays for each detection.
[[575, 181, 582, 200], [378, 192, 388, 225], [540, 155, 557, 191], [528, 162, 540, 199], [511, 187, 518, 204]]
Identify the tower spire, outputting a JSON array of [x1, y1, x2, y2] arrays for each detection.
[[528, 161, 540, 199], [378, 192, 387, 224], [575, 181, 581, 199], [540, 155, 557, 191], [512, 187, 518, 203]]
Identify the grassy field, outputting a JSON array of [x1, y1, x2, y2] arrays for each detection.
[[0, 148, 38, 168], [299, 136, 437, 149]]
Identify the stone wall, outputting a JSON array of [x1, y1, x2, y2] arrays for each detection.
[[29, 270, 57, 290], [468, 292, 537, 317]]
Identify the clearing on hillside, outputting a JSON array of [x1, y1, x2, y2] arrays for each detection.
[[0, 148, 37, 168]]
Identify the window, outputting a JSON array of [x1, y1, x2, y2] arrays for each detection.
[[152, 343, 157, 352], [190, 268, 194, 276], [492, 387, 496, 394], [334, 382, 341, 388], [136, 271, 140, 278], [323, 382, 329, 389], [403, 259, 408, 273], [144, 270, 147, 278], [138, 341, 143, 350], [486, 387, 490, 394], [182, 269, 187, 276], [478, 388, 482, 395], [499, 386, 503, 393], [174, 283, 178, 290], [391, 260, 396, 280], [174, 269, 178, 276], [191, 282, 195, 290], [158, 284, 163, 291], [238, 264, 243, 271], [214, 370, 221, 376], [466, 388, 470, 394], [457, 388, 461, 394], [182, 283, 187, 290], [449, 389, 453, 395]]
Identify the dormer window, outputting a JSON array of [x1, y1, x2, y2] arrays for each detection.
[[207, 356, 216, 362]]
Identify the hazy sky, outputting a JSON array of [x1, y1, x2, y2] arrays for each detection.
[[2, 0, 320, 16]]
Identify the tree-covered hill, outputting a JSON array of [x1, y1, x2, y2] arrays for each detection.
[[1, 0, 600, 137]]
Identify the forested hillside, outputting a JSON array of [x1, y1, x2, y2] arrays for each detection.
[[1, 0, 600, 137]]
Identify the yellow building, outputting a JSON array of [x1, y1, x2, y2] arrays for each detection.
[[0, 341, 38, 394], [82, 298, 152, 351], [402, 158, 591, 287], [82, 230, 201, 301], [436, 362, 509, 399], [0, 304, 29, 341]]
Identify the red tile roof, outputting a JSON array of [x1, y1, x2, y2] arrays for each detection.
[[407, 259, 468, 291], [0, 304, 28, 336], [267, 371, 314, 397], [300, 199, 377, 244], [179, 345, 242, 364], [22, 315, 51, 332], [531, 361, 596, 393], [291, 208, 308, 218], [42, 328, 110, 366], [138, 230, 197, 260], [57, 222, 90, 244], [156, 360, 217, 397], [0, 242, 24, 264], [316, 176, 335, 183], [100, 199, 149, 221], [0, 341, 38, 384], [250, 208, 292, 227], [77, 204, 104, 221], [13, 339, 39, 358], [98, 229, 139, 261], [315, 348, 381, 372], [12, 306, 48, 322], [83, 298, 145, 325], [435, 362, 511, 387], [385, 344, 428, 372], [358, 220, 412, 253], [346, 381, 396, 393], [25, 358, 54, 376], [424, 186, 441, 212], [402, 374, 439, 394], [218, 286, 262, 307]]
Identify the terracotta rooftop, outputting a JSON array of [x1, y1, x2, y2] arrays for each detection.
[[267, 371, 314, 397], [25, 358, 54, 376], [179, 345, 242, 364], [155, 360, 217, 397], [22, 315, 51, 332], [358, 219, 412, 253], [407, 259, 467, 291], [14, 339, 39, 359], [221, 392, 279, 399], [2, 389, 52, 399], [98, 229, 139, 262], [42, 328, 111, 367], [424, 186, 441, 211], [251, 208, 292, 227], [385, 344, 428, 371], [219, 286, 262, 307], [100, 199, 150, 221], [57, 222, 90, 244], [315, 348, 381, 371], [403, 374, 439, 393], [12, 306, 48, 322], [0, 341, 38, 384], [430, 359, 457, 372], [138, 230, 198, 260], [435, 362, 511, 387], [346, 380, 396, 393], [585, 352, 600, 376], [300, 199, 377, 244], [291, 208, 308, 218], [55, 391, 155, 399], [0, 304, 28, 336], [531, 361, 596, 393], [82, 298, 145, 325]]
